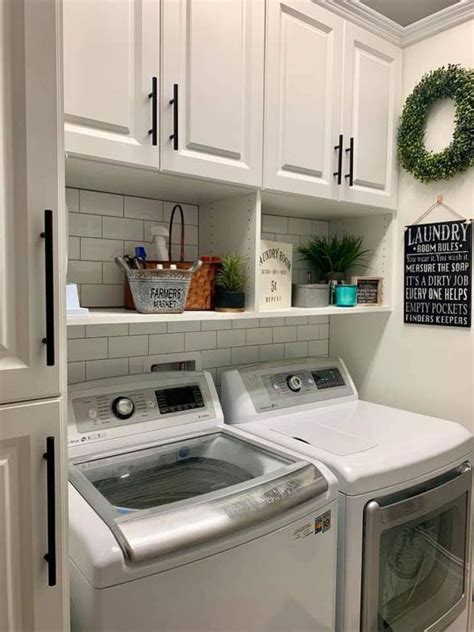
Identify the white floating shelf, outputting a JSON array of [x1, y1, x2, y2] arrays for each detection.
[[67, 305, 392, 327]]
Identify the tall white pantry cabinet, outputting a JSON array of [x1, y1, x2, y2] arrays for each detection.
[[0, 0, 68, 630]]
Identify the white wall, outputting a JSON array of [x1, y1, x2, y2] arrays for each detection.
[[330, 20, 474, 430]]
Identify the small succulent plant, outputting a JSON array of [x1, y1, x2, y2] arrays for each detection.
[[216, 253, 247, 292]]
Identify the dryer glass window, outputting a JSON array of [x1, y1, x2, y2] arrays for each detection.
[[70, 433, 291, 515], [376, 493, 467, 631]]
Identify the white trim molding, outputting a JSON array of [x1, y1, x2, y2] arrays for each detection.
[[313, 0, 474, 47]]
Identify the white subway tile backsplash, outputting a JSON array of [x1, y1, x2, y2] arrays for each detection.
[[68, 362, 86, 384], [289, 217, 312, 236], [103, 216, 144, 241], [68, 326, 85, 339], [67, 261, 102, 285], [320, 323, 329, 339], [129, 322, 167, 335], [69, 237, 80, 260], [66, 188, 79, 212], [285, 341, 308, 359], [125, 196, 163, 221], [312, 220, 329, 236], [80, 190, 123, 217], [308, 315, 329, 325], [259, 344, 285, 362], [69, 212, 102, 238], [246, 327, 272, 345], [308, 339, 329, 356], [86, 324, 128, 338], [108, 335, 148, 358], [232, 346, 259, 365], [149, 333, 185, 355], [201, 348, 231, 369], [103, 262, 125, 284], [86, 358, 129, 380], [297, 325, 320, 341], [168, 321, 201, 333], [217, 330, 246, 348], [202, 320, 232, 331], [81, 237, 124, 262], [272, 326, 297, 343], [163, 202, 198, 226], [232, 318, 260, 329], [68, 337, 108, 361], [185, 331, 216, 351], [81, 284, 123, 307], [285, 316, 308, 326], [262, 215, 288, 234], [259, 317, 286, 327]]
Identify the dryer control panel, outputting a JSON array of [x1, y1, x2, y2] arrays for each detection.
[[224, 358, 356, 415]]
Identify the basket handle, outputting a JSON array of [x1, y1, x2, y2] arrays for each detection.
[[168, 204, 185, 262]]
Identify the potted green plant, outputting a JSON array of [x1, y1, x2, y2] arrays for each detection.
[[215, 253, 247, 312], [298, 234, 371, 282]]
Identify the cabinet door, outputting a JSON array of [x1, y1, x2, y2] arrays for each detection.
[[0, 398, 67, 632], [161, 0, 264, 186], [340, 23, 401, 209], [63, 0, 160, 169], [263, 1, 343, 199], [0, 0, 63, 404]]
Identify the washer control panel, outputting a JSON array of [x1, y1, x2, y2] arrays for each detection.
[[237, 358, 355, 413], [69, 372, 216, 445]]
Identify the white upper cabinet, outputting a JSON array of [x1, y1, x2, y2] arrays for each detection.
[[340, 23, 401, 209], [63, 0, 160, 169], [161, 0, 265, 186], [264, 1, 343, 199], [0, 0, 64, 404]]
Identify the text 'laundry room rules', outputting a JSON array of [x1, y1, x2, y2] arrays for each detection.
[[404, 220, 472, 328]]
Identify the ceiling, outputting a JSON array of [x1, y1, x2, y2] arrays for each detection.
[[359, 0, 462, 26]]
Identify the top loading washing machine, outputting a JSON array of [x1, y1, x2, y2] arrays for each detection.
[[221, 357, 473, 632], [68, 370, 339, 632]]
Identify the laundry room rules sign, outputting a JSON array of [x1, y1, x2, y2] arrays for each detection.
[[404, 220, 472, 328]]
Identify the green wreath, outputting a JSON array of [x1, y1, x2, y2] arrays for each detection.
[[398, 64, 474, 183]]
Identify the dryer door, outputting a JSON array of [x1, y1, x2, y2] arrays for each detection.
[[361, 463, 471, 632], [69, 431, 328, 561]]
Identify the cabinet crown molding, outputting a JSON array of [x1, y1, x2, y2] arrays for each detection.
[[313, 0, 474, 48]]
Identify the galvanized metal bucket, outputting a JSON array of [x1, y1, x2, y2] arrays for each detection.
[[292, 283, 330, 308], [118, 263, 193, 314]]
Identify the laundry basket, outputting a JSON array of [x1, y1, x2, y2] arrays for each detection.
[[120, 264, 193, 314]]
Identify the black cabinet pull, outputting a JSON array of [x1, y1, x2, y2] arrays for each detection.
[[40, 209, 55, 366], [345, 137, 354, 187], [148, 76, 158, 146], [333, 134, 343, 185], [169, 83, 179, 150], [43, 436, 56, 587]]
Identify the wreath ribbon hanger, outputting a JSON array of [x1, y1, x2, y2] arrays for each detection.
[[405, 194, 471, 231]]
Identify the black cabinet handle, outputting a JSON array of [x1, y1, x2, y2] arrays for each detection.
[[169, 83, 179, 150], [345, 137, 354, 187], [43, 436, 56, 587], [148, 76, 158, 146], [40, 209, 55, 366], [333, 134, 343, 185]]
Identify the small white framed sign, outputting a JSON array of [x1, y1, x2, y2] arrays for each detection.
[[259, 240, 293, 310]]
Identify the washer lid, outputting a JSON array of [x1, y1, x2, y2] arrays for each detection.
[[69, 430, 328, 562]]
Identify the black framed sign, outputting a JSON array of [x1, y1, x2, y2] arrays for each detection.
[[404, 220, 472, 328]]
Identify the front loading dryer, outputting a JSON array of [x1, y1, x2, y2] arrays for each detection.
[[68, 370, 339, 632], [221, 357, 473, 632]]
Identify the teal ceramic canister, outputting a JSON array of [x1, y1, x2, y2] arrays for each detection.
[[335, 284, 357, 307]]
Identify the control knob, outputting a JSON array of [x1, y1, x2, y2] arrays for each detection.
[[112, 396, 135, 420], [286, 375, 302, 392]]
